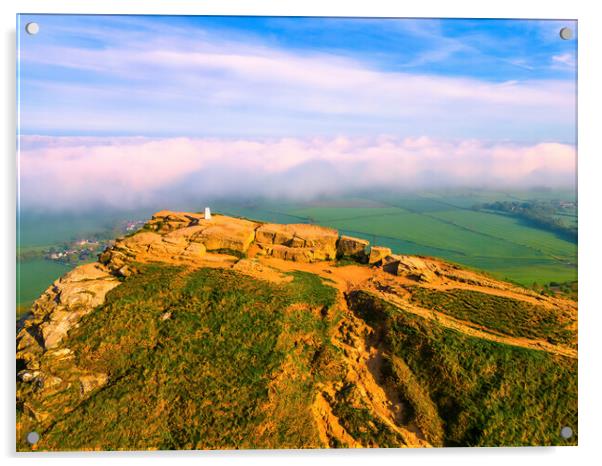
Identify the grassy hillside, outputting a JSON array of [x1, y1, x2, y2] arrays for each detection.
[[16, 205, 577, 450], [17, 265, 342, 450], [407, 287, 575, 347], [17, 260, 577, 450]]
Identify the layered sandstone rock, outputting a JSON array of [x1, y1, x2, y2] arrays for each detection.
[[337, 235, 369, 260], [104, 212, 370, 266], [16, 263, 119, 424], [17, 263, 120, 355], [101, 213, 257, 272], [192, 216, 258, 253], [368, 246, 392, 265], [145, 210, 204, 233], [99, 223, 208, 273], [251, 223, 338, 262], [381, 254, 437, 282]]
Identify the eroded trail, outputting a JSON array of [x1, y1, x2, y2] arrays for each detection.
[[312, 292, 430, 448]]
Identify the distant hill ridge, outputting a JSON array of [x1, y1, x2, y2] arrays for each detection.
[[16, 211, 578, 450]]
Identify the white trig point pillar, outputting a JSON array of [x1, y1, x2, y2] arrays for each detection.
[[204, 207, 212, 220]]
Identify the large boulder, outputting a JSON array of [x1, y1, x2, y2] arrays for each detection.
[[145, 210, 204, 233], [369, 246, 392, 265], [397, 255, 437, 282], [100, 227, 210, 267], [382, 254, 402, 275], [52, 263, 120, 309], [120, 231, 163, 253], [255, 223, 296, 245], [193, 216, 259, 253], [289, 224, 338, 260], [337, 235, 369, 261], [381, 254, 437, 282], [148, 235, 190, 257], [254, 223, 338, 261]]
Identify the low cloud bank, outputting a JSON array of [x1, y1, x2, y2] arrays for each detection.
[[19, 135, 576, 211]]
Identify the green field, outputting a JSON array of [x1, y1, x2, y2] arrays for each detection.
[[280, 190, 577, 286], [17, 259, 70, 315]]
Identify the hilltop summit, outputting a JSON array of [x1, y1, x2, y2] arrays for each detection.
[[16, 211, 577, 450]]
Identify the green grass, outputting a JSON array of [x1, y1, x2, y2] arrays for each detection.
[[18, 265, 341, 451], [407, 287, 575, 346], [346, 290, 577, 447], [292, 206, 401, 222]]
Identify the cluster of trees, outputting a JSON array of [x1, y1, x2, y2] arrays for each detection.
[[531, 280, 578, 300], [475, 200, 577, 242]]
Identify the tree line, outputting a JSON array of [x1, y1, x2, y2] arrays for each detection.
[[474, 200, 577, 243]]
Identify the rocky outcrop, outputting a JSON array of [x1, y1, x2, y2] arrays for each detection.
[[101, 211, 379, 267], [381, 254, 437, 282], [16, 263, 119, 426], [337, 235, 369, 261], [368, 246, 392, 265], [144, 211, 258, 253], [100, 213, 260, 273], [17, 263, 120, 356], [250, 223, 339, 262], [192, 216, 258, 253], [250, 243, 314, 262], [144, 210, 204, 233]]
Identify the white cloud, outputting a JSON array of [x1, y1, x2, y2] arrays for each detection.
[[19, 136, 576, 212], [552, 53, 576, 68]]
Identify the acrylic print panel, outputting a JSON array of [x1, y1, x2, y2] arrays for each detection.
[[16, 15, 577, 451]]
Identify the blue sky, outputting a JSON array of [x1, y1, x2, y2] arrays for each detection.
[[17, 16, 578, 211], [18, 15, 576, 143]]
